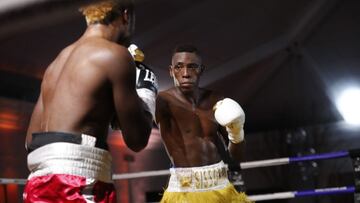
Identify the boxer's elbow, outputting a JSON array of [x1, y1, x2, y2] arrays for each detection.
[[129, 140, 148, 152], [128, 137, 149, 152], [126, 124, 152, 152]]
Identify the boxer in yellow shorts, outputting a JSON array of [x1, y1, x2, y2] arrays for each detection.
[[156, 44, 252, 203]]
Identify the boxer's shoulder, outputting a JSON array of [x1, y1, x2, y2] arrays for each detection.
[[156, 88, 180, 113], [155, 90, 173, 123], [198, 88, 224, 106], [79, 39, 130, 62], [158, 88, 175, 100], [157, 90, 172, 108], [69, 40, 134, 78], [158, 88, 185, 107]]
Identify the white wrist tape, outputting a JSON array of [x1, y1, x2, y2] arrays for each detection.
[[226, 119, 244, 144], [137, 88, 156, 120]]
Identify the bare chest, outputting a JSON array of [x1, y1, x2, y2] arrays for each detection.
[[168, 102, 218, 137]]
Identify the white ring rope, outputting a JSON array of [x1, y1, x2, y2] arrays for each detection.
[[240, 157, 289, 169]]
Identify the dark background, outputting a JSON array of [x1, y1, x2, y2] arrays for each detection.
[[0, 0, 359, 202]]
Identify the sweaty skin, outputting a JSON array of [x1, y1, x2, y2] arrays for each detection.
[[26, 20, 152, 152], [156, 52, 245, 167]]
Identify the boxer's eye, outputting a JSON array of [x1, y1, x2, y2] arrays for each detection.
[[173, 63, 184, 70], [173, 63, 202, 71], [187, 63, 202, 70]]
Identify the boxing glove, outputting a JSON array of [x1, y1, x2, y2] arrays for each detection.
[[135, 61, 158, 119], [213, 98, 245, 144], [128, 44, 158, 120]]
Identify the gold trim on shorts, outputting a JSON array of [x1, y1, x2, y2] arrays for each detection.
[[167, 161, 230, 192]]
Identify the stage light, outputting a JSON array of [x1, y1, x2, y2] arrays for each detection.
[[336, 87, 360, 125]]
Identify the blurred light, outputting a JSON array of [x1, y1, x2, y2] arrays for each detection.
[[0, 122, 19, 130], [107, 130, 126, 147], [5, 184, 19, 203], [0, 185, 5, 203], [336, 87, 360, 125], [0, 112, 20, 131], [107, 128, 161, 149], [0, 112, 17, 120]]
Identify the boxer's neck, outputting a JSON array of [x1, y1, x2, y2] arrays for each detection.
[[177, 87, 200, 107], [83, 23, 122, 42]]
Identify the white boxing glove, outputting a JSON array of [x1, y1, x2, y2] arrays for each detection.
[[213, 98, 245, 144]]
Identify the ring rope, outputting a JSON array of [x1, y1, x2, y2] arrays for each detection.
[[248, 186, 355, 201], [241, 150, 349, 169], [113, 150, 351, 180], [0, 149, 357, 202], [0, 150, 352, 183]]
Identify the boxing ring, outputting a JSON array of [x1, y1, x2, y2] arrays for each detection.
[[1, 149, 360, 202]]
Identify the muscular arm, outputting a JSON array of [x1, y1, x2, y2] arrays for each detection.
[[108, 47, 152, 152], [214, 94, 246, 163], [221, 127, 246, 162], [218, 126, 246, 162]]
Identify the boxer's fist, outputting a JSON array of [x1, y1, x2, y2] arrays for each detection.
[[127, 44, 158, 120], [213, 98, 245, 144], [136, 61, 158, 120]]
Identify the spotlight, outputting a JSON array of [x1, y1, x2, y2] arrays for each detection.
[[336, 87, 360, 125]]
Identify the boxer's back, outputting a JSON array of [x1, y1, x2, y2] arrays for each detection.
[[34, 39, 118, 139]]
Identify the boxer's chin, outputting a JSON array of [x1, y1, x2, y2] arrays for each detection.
[[179, 85, 195, 94]]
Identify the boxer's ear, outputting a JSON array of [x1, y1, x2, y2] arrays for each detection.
[[199, 64, 205, 74], [122, 9, 135, 28], [169, 65, 174, 78], [123, 9, 130, 24]]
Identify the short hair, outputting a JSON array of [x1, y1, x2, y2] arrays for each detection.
[[173, 44, 201, 57], [80, 0, 134, 25]]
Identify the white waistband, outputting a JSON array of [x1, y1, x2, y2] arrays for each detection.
[[167, 161, 230, 192], [27, 142, 112, 183]]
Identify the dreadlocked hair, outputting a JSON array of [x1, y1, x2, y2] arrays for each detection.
[[79, 0, 133, 25]]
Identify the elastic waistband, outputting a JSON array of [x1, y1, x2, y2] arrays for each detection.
[[167, 161, 230, 192], [27, 142, 112, 183], [27, 132, 108, 152]]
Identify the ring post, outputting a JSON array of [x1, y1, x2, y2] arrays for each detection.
[[349, 149, 360, 203]]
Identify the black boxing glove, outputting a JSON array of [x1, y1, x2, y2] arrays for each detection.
[[128, 44, 158, 120], [110, 61, 158, 129], [135, 61, 158, 120]]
